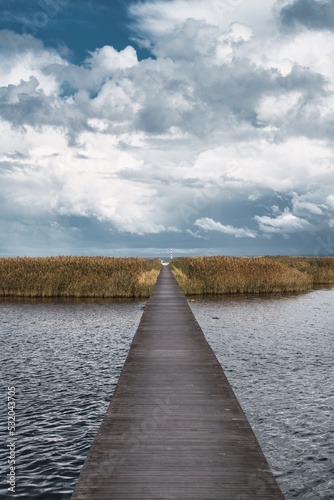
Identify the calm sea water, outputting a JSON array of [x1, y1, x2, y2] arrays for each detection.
[[1, 288, 333, 499]]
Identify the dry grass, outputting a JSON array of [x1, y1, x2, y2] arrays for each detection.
[[267, 256, 334, 284], [2, 255, 332, 299], [169, 256, 334, 295], [0, 256, 162, 298], [138, 269, 161, 288]]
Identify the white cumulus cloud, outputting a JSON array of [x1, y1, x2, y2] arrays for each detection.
[[195, 218, 257, 238], [255, 210, 315, 234]]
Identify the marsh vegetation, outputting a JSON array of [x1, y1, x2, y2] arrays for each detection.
[[169, 256, 334, 295], [2, 255, 333, 298], [0, 256, 161, 298]]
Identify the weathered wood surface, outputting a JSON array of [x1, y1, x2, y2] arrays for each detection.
[[71, 266, 284, 499]]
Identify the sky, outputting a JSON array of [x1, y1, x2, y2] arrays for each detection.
[[0, 0, 334, 257]]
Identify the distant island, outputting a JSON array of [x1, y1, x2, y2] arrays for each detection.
[[0, 256, 333, 298]]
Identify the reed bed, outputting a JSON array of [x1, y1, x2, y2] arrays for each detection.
[[169, 256, 334, 295], [267, 256, 334, 284], [0, 257, 161, 298]]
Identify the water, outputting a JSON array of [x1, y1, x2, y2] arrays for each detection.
[[1, 289, 333, 499], [189, 287, 334, 499], [0, 298, 145, 499]]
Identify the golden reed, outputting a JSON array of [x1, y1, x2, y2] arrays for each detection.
[[0, 256, 161, 298], [1, 255, 333, 298], [169, 256, 334, 295]]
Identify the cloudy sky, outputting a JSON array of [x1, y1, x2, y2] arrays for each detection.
[[1, 0, 334, 257]]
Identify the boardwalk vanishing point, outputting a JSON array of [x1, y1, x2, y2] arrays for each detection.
[[71, 266, 285, 499]]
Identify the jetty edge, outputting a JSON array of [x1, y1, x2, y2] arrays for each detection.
[[71, 265, 285, 499]]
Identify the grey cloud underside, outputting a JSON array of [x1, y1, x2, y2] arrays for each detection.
[[0, 76, 89, 142], [280, 0, 334, 31]]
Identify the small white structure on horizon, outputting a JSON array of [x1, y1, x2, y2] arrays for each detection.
[[170, 249, 173, 260]]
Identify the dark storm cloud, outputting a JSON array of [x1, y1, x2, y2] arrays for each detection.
[[280, 0, 334, 31]]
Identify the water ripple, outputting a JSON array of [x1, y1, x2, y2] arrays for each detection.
[[189, 286, 334, 500], [1, 290, 333, 499], [0, 297, 144, 499]]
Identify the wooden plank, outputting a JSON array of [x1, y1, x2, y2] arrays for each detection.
[[71, 266, 284, 499]]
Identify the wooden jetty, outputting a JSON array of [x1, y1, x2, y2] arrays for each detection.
[[71, 266, 284, 499]]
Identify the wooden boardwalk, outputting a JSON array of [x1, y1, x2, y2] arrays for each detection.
[[71, 266, 284, 499]]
